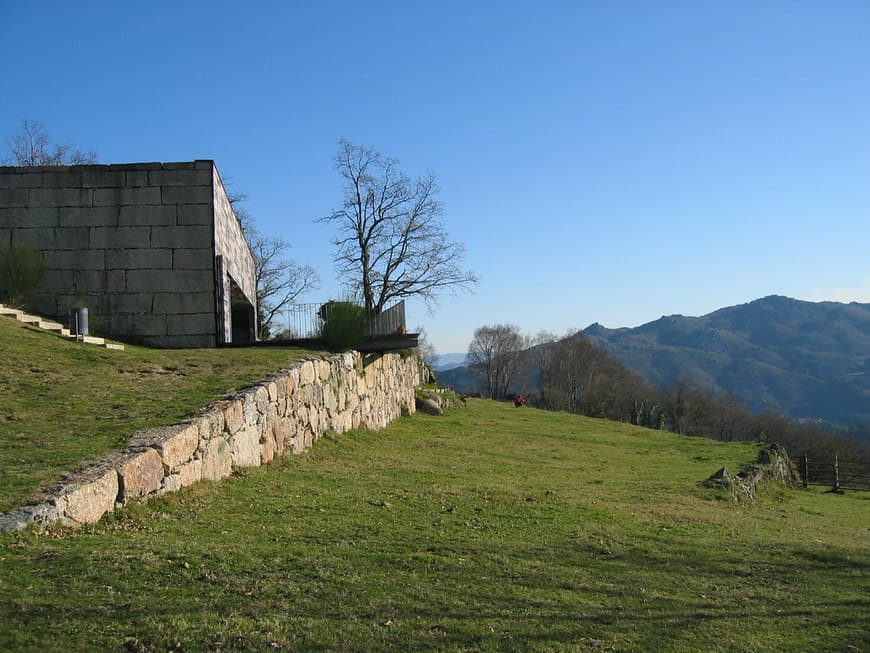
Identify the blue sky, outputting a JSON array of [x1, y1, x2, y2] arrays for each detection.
[[2, 1, 868, 354]]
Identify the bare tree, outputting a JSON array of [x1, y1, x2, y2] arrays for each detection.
[[229, 192, 320, 339], [4, 119, 97, 166], [415, 325, 438, 367], [321, 140, 477, 315], [468, 324, 526, 399]]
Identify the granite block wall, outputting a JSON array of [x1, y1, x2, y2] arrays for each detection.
[[0, 161, 257, 347]]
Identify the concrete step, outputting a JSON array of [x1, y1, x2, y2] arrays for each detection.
[[41, 323, 71, 336], [1, 303, 124, 350], [0, 306, 24, 318]]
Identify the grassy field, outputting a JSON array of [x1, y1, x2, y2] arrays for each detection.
[[0, 316, 321, 511], [1, 397, 867, 652]]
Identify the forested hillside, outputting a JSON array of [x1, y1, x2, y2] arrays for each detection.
[[581, 296, 870, 427]]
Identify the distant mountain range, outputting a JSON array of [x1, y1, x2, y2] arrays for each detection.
[[431, 353, 469, 371], [441, 296, 870, 427], [580, 296, 869, 426]]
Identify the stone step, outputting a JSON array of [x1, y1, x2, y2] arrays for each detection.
[[1, 303, 124, 350], [41, 322, 71, 336], [0, 306, 24, 318]]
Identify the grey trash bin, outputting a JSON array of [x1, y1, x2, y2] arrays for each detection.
[[69, 307, 89, 337]]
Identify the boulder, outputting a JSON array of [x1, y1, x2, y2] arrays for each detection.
[[416, 397, 443, 416]]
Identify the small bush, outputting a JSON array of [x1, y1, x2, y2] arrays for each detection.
[[0, 244, 46, 308], [318, 301, 369, 351]]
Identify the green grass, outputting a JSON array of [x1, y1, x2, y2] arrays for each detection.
[[1, 399, 867, 652], [0, 316, 321, 511]]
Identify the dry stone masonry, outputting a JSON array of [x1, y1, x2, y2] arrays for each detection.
[[702, 443, 801, 501], [0, 160, 256, 347], [0, 350, 419, 532]]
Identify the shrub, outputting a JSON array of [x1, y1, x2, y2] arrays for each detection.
[[0, 244, 46, 308], [318, 301, 369, 351]]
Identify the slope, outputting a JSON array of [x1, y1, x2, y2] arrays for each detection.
[[1, 400, 867, 651], [0, 315, 320, 512]]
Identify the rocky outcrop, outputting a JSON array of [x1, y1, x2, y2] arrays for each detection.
[[0, 350, 418, 533], [703, 443, 800, 501]]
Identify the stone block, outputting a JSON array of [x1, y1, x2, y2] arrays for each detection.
[[153, 291, 214, 314], [222, 399, 244, 435], [0, 188, 30, 207], [160, 474, 183, 494], [41, 171, 82, 187], [29, 188, 92, 208], [274, 418, 292, 454], [48, 249, 105, 271], [148, 423, 200, 470], [240, 391, 258, 426], [191, 409, 225, 441], [0, 207, 58, 228], [119, 204, 177, 226], [101, 292, 152, 314], [0, 228, 11, 247], [106, 248, 172, 270], [126, 269, 212, 293], [40, 269, 76, 294], [166, 312, 216, 336], [82, 170, 126, 187], [261, 426, 276, 465], [172, 248, 213, 270], [125, 170, 150, 187], [161, 185, 212, 205], [265, 380, 278, 403], [108, 313, 166, 337], [254, 384, 270, 413], [93, 187, 161, 206], [176, 204, 212, 225], [299, 360, 316, 385], [56, 464, 119, 525], [9, 226, 52, 249], [0, 171, 43, 188], [74, 270, 122, 293], [89, 226, 150, 249], [150, 225, 212, 249], [177, 459, 203, 487], [231, 424, 261, 467], [118, 448, 164, 502], [160, 162, 198, 171], [148, 169, 213, 187], [0, 503, 59, 534], [59, 206, 119, 227], [316, 359, 331, 382]]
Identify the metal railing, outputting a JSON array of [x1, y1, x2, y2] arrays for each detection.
[[276, 300, 406, 340]]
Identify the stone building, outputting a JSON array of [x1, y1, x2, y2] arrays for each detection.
[[0, 160, 257, 347]]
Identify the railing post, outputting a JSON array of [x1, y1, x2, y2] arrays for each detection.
[[833, 454, 840, 492], [803, 454, 808, 488]]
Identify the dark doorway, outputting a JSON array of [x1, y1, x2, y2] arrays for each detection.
[[228, 275, 255, 343]]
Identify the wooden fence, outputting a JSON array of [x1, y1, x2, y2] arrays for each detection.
[[801, 454, 870, 491]]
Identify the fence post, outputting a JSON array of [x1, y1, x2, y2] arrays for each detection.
[[803, 454, 808, 489], [833, 454, 840, 492]]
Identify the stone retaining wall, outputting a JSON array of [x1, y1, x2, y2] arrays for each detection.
[[0, 350, 419, 533]]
